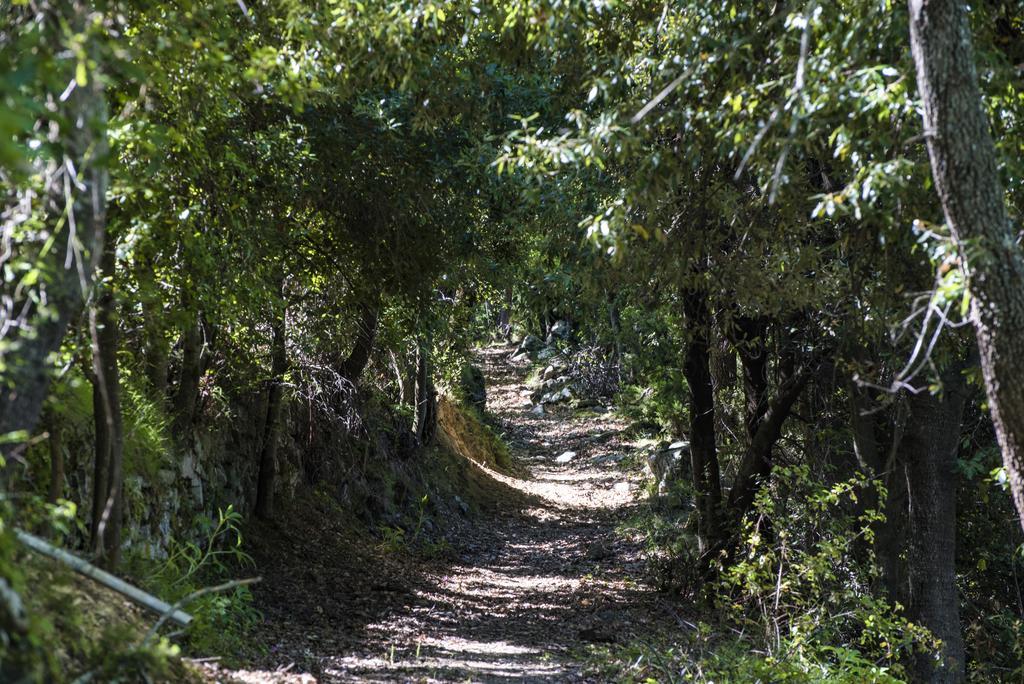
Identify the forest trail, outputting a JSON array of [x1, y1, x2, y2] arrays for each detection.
[[229, 346, 675, 683]]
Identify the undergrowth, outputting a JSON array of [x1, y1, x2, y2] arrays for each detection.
[[0, 496, 193, 683], [125, 505, 261, 663], [609, 464, 939, 683]]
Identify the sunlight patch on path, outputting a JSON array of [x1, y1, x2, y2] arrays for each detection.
[[460, 454, 636, 511]]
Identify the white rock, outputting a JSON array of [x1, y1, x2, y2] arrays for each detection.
[[555, 451, 577, 464], [531, 404, 546, 415]]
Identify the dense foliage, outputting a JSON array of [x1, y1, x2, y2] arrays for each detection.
[[1, 0, 1022, 681]]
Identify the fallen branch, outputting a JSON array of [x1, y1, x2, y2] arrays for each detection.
[[14, 529, 192, 627], [140, 576, 261, 646]]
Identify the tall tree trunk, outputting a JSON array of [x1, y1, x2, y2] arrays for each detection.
[[89, 236, 123, 568], [255, 306, 287, 520], [902, 362, 969, 683], [732, 316, 769, 440], [0, 4, 108, 459], [726, 369, 810, 517], [90, 375, 109, 546], [682, 290, 722, 552], [45, 409, 64, 505], [909, 0, 1024, 533], [172, 313, 203, 438], [413, 337, 437, 446], [848, 381, 904, 594], [607, 290, 624, 367], [141, 284, 170, 399], [339, 296, 381, 384]]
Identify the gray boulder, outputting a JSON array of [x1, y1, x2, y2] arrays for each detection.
[[519, 335, 544, 353], [550, 319, 571, 339], [646, 440, 691, 494]]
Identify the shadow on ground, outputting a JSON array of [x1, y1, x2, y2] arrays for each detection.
[[219, 345, 675, 684]]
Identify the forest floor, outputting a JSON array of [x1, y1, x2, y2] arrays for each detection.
[[202, 345, 680, 683]]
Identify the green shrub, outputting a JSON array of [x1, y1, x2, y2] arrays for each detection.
[[127, 506, 260, 661], [715, 466, 932, 681]]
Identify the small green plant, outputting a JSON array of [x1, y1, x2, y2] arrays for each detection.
[[143, 506, 252, 589], [716, 466, 932, 681], [129, 505, 260, 661], [377, 524, 407, 554], [377, 494, 451, 558]]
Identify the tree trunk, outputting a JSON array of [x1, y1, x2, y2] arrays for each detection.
[[339, 296, 381, 384], [909, 0, 1024, 533], [0, 4, 108, 459], [171, 315, 203, 438], [726, 369, 810, 517], [607, 290, 623, 365], [89, 235, 124, 568], [902, 363, 969, 683], [46, 410, 64, 504], [255, 307, 287, 520], [682, 290, 722, 552], [141, 287, 170, 399], [732, 316, 769, 440], [413, 338, 437, 446], [90, 376, 109, 547], [847, 380, 913, 602]]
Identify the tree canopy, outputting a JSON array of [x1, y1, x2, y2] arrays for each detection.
[[1, 1, 1023, 682]]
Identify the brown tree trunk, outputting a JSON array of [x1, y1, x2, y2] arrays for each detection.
[[902, 363, 969, 683], [732, 316, 769, 440], [339, 296, 381, 384], [909, 0, 1024, 533], [726, 369, 810, 517], [141, 286, 170, 399], [255, 307, 287, 520], [849, 381, 902, 592], [0, 4, 108, 459], [89, 235, 124, 568], [171, 314, 203, 437], [413, 339, 437, 446], [682, 290, 722, 552], [45, 410, 64, 505], [90, 376, 109, 546]]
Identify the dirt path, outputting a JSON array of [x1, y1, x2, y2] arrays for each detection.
[[216, 346, 674, 683]]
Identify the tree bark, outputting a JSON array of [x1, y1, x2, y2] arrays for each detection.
[[846, 380, 912, 602], [726, 369, 810, 517], [89, 235, 124, 568], [45, 410, 64, 505], [682, 290, 722, 552], [413, 339, 437, 446], [90, 375, 109, 546], [0, 4, 108, 459], [171, 314, 203, 438], [909, 0, 1024, 533], [141, 285, 170, 399], [732, 316, 769, 440], [338, 296, 381, 384], [255, 307, 287, 520], [902, 363, 969, 683]]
